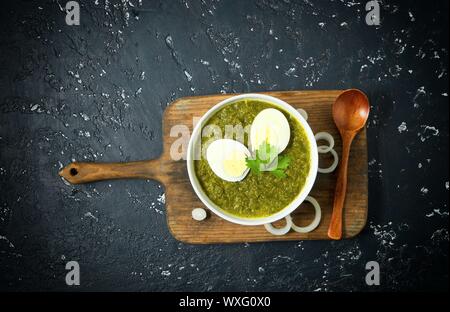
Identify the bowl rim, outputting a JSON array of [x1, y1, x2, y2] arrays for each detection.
[[187, 93, 318, 226]]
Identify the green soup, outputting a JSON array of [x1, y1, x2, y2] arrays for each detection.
[[194, 100, 311, 218]]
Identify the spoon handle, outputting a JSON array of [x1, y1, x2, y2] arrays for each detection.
[[328, 133, 354, 240]]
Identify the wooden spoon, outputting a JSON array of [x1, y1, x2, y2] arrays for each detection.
[[328, 89, 370, 240]]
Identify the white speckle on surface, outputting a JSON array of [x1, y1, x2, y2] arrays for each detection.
[[0, 235, 14, 248], [420, 187, 429, 195], [445, 182, 449, 190], [398, 122, 408, 133], [431, 229, 449, 243], [337, 245, 362, 263], [370, 222, 402, 247], [284, 67, 296, 77], [272, 255, 292, 262], [418, 125, 439, 142], [80, 113, 90, 121], [425, 208, 449, 218], [413, 86, 426, 108], [367, 50, 386, 65], [84, 212, 98, 222], [61, 176, 71, 186], [318, 22, 325, 28], [389, 64, 403, 77], [157, 193, 165, 204], [421, 125, 439, 136], [161, 270, 171, 277], [184, 70, 192, 82], [78, 130, 91, 138], [418, 163, 422, 168]]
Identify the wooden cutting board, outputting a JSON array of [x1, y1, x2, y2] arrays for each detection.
[[162, 91, 368, 243], [60, 90, 368, 244]]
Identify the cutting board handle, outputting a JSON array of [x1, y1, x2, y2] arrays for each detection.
[[59, 159, 162, 184]]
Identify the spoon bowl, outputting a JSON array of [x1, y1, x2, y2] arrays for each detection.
[[333, 89, 370, 132], [328, 89, 370, 240]]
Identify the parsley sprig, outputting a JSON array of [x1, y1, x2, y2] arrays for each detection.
[[245, 141, 291, 178]]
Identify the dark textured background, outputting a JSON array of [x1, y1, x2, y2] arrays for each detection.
[[0, 0, 448, 291]]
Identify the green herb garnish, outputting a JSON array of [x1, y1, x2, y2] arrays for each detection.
[[245, 141, 291, 178]]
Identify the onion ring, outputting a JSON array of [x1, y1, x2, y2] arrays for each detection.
[[315, 132, 334, 153], [192, 208, 207, 221], [264, 215, 293, 235], [318, 148, 339, 174], [296, 108, 308, 121], [314, 131, 339, 173], [291, 196, 321, 233]]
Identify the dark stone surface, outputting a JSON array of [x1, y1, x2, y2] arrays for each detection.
[[0, 0, 448, 291]]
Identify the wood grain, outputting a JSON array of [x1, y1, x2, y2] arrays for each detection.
[[161, 91, 368, 243]]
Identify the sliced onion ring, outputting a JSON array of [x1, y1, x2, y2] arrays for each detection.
[[264, 215, 293, 235], [192, 208, 207, 221], [315, 132, 334, 153], [291, 196, 321, 233], [318, 148, 339, 174], [296, 108, 308, 121]]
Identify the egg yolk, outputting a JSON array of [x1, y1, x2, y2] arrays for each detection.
[[223, 151, 247, 177], [253, 126, 280, 150]]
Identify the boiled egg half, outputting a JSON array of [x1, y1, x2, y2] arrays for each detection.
[[206, 139, 251, 182], [250, 108, 291, 154]]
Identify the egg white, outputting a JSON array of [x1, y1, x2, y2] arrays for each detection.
[[206, 139, 251, 182], [250, 108, 291, 154]]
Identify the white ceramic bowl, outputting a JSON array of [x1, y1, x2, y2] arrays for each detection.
[[187, 94, 318, 226]]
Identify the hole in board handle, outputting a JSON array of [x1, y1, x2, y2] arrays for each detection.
[[70, 168, 78, 176]]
